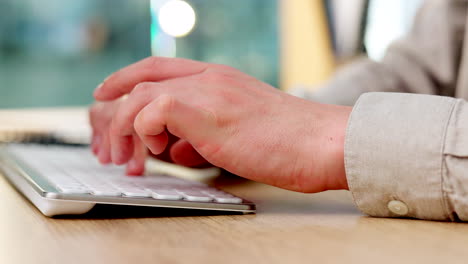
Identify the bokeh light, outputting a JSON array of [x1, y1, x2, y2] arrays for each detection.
[[158, 0, 196, 38]]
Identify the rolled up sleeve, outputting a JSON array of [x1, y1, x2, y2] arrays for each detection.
[[344, 92, 468, 221]]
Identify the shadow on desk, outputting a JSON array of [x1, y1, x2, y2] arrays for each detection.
[[211, 174, 361, 216], [55, 204, 248, 220]]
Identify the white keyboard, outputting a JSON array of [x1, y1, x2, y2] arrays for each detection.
[[0, 144, 255, 216]]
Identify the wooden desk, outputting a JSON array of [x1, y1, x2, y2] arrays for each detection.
[[1, 108, 468, 263], [1, 174, 468, 264]]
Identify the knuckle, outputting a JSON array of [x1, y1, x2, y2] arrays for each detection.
[[214, 64, 237, 73], [109, 118, 121, 136], [201, 71, 245, 90], [133, 117, 144, 136], [134, 110, 151, 136], [199, 70, 227, 83], [145, 56, 176, 70], [126, 83, 159, 113], [132, 82, 153, 95], [156, 94, 176, 113]]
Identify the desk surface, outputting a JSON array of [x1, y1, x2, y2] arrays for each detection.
[[2, 108, 468, 264], [2, 175, 468, 264]]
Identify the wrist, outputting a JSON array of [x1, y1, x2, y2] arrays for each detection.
[[324, 105, 351, 191]]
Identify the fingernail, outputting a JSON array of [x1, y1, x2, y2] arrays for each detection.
[[127, 159, 137, 170], [92, 134, 102, 155], [94, 83, 103, 96], [111, 149, 122, 164], [98, 146, 110, 164]]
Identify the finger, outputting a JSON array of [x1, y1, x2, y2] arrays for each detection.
[[89, 102, 113, 155], [150, 132, 180, 162], [91, 132, 101, 155], [97, 132, 112, 164], [126, 135, 147, 176], [89, 106, 100, 155], [88, 104, 98, 130], [110, 83, 158, 165], [108, 83, 159, 164], [109, 81, 196, 164], [94, 57, 209, 101], [89, 103, 108, 131], [110, 134, 133, 165], [111, 83, 157, 135], [170, 139, 209, 167], [134, 95, 216, 156], [140, 131, 169, 156]]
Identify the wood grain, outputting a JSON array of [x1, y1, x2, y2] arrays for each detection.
[[1, 173, 468, 264]]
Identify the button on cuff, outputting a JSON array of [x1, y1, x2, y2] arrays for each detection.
[[387, 200, 409, 216]]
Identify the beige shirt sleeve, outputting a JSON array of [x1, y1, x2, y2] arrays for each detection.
[[341, 0, 468, 221], [290, 0, 468, 221], [346, 92, 468, 221], [291, 0, 465, 106]]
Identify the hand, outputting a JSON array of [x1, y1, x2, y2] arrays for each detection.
[[89, 99, 147, 175], [93, 57, 351, 193], [89, 99, 209, 175]]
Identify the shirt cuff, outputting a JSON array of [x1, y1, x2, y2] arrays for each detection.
[[345, 92, 457, 220]]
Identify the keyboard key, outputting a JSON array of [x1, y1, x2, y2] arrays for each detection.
[[121, 189, 151, 197], [201, 191, 243, 203], [90, 189, 122, 196], [151, 189, 183, 200], [212, 196, 243, 204], [178, 190, 213, 202], [58, 187, 90, 194], [4, 144, 248, 208]]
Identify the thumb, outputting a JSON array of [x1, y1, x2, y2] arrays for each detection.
[[170, 139, 209, 167], [134, 95, 217, 156]]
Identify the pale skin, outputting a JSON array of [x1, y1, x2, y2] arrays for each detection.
[[90, 56, 351, 193]]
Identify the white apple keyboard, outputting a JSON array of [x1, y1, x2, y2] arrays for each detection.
[[0, 144, 255, 216]]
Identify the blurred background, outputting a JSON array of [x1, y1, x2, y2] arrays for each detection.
[[0, 0, 424, 108]]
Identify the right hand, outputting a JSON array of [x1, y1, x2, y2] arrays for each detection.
[[91, 57, 351, 193]]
